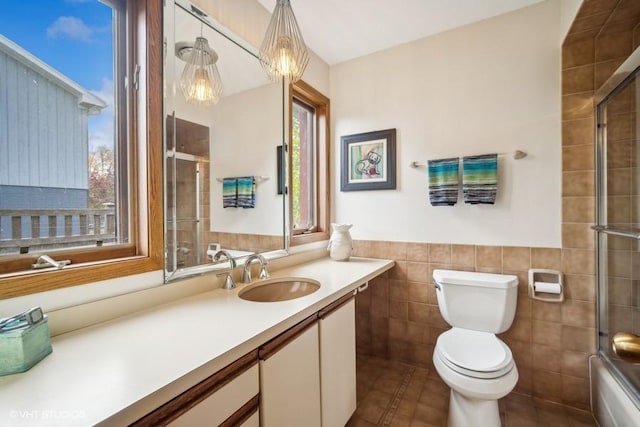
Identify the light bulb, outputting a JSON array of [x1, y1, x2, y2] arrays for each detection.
[[259, 0, 309, 82], [275, 36, 297, 76], [188, 68, 212, 102], [178, 37, 223, 106]]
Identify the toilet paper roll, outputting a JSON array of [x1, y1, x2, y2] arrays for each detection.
[[534, 281, 561, 294]]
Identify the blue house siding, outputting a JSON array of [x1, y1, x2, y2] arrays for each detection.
[[0, 185, 88, 209], [0, 50, 90, 191]]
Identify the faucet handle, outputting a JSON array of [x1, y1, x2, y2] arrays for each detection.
[[258, 263, 270, 280], [216, 272, 236, 290]]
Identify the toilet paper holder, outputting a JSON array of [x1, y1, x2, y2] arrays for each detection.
[[528, 268, 563, 302]]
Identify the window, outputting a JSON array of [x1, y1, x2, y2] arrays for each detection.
[[0, 0, 163, 298], [291, 99, 315, 234], [289, 81, 329, 245]]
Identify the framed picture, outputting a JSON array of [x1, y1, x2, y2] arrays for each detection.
[[340, 128, 396, 191]]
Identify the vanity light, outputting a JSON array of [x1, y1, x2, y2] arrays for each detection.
[[177, 37, 223, 106], [259, 0, 309, 83]]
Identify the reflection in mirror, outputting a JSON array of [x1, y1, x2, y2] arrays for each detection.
[[164, 0, 287, 281], [165, 117, 209, 270]]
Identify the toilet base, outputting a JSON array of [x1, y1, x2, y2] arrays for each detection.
[[448, 389, 501, 427]]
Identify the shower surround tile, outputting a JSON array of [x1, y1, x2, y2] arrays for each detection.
[[563, 118, 595, 147], [562, 65, 595, 93]]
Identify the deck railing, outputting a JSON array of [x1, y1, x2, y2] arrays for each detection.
[[0, 208, 116, 254]]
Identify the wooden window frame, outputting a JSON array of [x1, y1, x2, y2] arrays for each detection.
[[291, 98, 316, 235], [0, 0, 163, 299], [289, 81, 330, 246]]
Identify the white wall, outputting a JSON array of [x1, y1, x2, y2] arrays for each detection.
[[331, 1, 562, 248], [209, 83, 284, 235]]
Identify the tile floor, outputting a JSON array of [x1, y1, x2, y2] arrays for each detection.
[[346, 355, 598, 427]]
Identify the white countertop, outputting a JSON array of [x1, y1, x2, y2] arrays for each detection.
[[0, 257, 393, 426]]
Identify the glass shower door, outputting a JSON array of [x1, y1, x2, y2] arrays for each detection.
[[165, 115, 210, 274], [595, 53, 640, 405]]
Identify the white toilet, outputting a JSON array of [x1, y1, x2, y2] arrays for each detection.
[[432, 269, 519, 427]]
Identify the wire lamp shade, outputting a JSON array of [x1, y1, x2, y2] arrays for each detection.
[[259, 0, 309, 83], [179, 37, 223, 105]]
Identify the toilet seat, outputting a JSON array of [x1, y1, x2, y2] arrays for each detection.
[[435, 328, 514, 379]]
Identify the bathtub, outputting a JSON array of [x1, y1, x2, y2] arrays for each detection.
[[590, 356, 640, 426]]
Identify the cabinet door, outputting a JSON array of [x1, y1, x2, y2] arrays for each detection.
[[240, 411, 259, 427], [169, 364, 259, 426], [133, 351, 259, 427], [319, 297, 356, 427], [260, 321, 321, 427]]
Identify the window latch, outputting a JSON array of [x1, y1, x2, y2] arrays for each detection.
[[31, 255, 71, 270], [133, 64, 141, 92]]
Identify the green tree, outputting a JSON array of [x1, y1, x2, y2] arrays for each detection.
[[88, 146, 115, 209], [291, 110, 301, 227]]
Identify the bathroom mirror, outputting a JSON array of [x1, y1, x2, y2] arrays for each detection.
[[164, 0, 286, 281]]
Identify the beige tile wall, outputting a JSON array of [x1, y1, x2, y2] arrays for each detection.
[[352, 241, 595, 410], [200, 230, 282, 256], [352, 0, 640, 413]]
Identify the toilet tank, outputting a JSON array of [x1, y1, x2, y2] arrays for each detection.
[[433, 269, 518, 334]]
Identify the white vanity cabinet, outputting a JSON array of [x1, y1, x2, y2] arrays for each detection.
[[258, 292, 357, 427], [259, 316, 322, 427], [132, 291, 359, 427], [132, 351, 259, 427], [318, 295, 357, 427]]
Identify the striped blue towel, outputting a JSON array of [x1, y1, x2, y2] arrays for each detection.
[[427, 158, 459, 206], [237, 176, 256, 208], [222, 178, 237, 208], [462, 154, 498, 204]]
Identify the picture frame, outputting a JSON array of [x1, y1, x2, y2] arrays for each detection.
[[340, 128, 396, 191]]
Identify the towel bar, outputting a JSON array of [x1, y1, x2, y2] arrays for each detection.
[[410, 150, 526, 168], [215, 176, 269, 183]]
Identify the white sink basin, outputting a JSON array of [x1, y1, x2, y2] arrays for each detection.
[[238, 277, 320, 302]]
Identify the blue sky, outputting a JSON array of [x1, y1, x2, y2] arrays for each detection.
[[0, 0, 112, 89], [0, 0, 114, 149]]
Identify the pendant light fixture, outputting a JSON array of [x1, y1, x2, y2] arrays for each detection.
[[177, 36, 223, 106], [259, 0, 309, 83]]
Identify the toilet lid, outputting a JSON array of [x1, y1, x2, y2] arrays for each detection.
[[436, 328, 514, 379]]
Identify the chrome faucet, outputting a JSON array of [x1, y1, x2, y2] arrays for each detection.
[[212, 250, 237, 269], [242, 254, 270, 284], [216, 272, 236, 290]]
